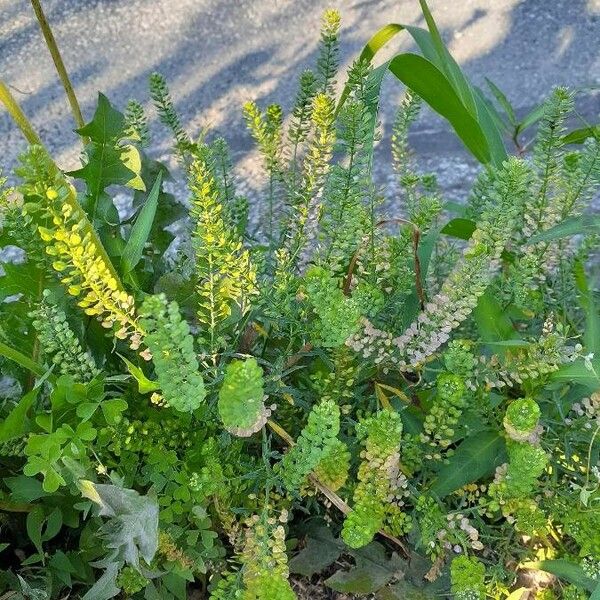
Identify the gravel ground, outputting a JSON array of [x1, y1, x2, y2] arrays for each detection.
[[1, 0, 599, 205]]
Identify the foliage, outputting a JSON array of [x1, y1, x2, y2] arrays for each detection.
[[1, 2, 599, 599]]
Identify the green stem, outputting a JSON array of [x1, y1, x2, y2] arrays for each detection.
[[30, 0, 86, 136], [0, 80, 43, 146]]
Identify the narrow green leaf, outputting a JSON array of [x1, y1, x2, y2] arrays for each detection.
[[119, 355, 160, 394], [485, 78, 516, 125], [388, 54, 491, 163], [473, 87, 509, 166], [526, 215, 600, 245], [551, 358, 600, 390], [563, 125, 600, 145], [0, 387, 39, 442], [429, 431, 506, 497], [516, 103, 545, 134], [121, 171, 162, 273], [573, 260, 600, 355], [418, 0, 477, 116]]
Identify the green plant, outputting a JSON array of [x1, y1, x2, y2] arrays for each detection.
[[1, 2, 599, 600]]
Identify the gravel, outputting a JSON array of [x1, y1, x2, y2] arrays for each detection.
[[1, 0, 599, 201]]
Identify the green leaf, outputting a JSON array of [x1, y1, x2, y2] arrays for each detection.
[[69, 93, 144, 223], [526, 215, 600, 245], [417, 0, 477, 116], [388, 54, 491, 164], [441, 218, 476, 240], [485, 78, 516, 125], [121, 171, 162, 274], [325, 542, 405, 594], [573, 260, 600, 355], [82, 563, 120, 600], [0, 387, 39, 442], [473, 289, 516, 343], [516, 103, 545, 135], [336, 14, 505, 165], [522, 560, 596, 592], [289, 524, 344, 577], [591, 581, 600, 600], [26, 506, 45, 557], [551, 358, 600, 390], [79, 480, 159, 567], [563, 125, 600, 145], [119, 355, 160, 394], [429, 430, 506, 497]]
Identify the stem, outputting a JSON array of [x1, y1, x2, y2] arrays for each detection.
[[0, 80, 43, 146], [30, 0, 86, 136], [266, 418, 410, 557]]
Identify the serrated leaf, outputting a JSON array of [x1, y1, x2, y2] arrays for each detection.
[[429, 430, 506, 497], [325, 542, 406, 594], [69, 93, 143, 222], [79, 481, 158, 568]]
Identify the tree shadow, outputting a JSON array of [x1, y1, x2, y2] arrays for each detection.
[[1, 0, 598, 203]]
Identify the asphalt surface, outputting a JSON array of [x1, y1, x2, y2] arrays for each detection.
[[1, 0, 599, 202]]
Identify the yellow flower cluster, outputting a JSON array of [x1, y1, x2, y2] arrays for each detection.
[[35, 182, 142, 345]]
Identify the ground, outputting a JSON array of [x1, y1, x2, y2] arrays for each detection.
[[1, 0, 599, 204]]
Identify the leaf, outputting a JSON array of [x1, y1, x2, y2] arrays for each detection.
[[0, 387, 39, 442], [441, 218, 476, 240], [429, 431, 506, 497], [388, 54, 491, 164], [79, 481, 159, 567], [289, 525, 344, 577], [485, 78, 516, 125], [417, 0, 477, 116], [119, 355, 160, 394], [26, 506, 45, 557], [121, 171, 162, 274], [325, 542, 406, 595], [377, 581, 436, 600], [473, 290, 516, 343], [573, 259, 600, 355], [69, 93, 144, 223], [591, 581, 600, 600], [522, 560, 596, 592], [563, 125, 600, 145], [336, 12, 505, 165], [551, 358, 600, 390], [516, 103, 546, 134], [505, 589, 528, 600], [526, 215, 600, 244], [82, 563, 120, 600]]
